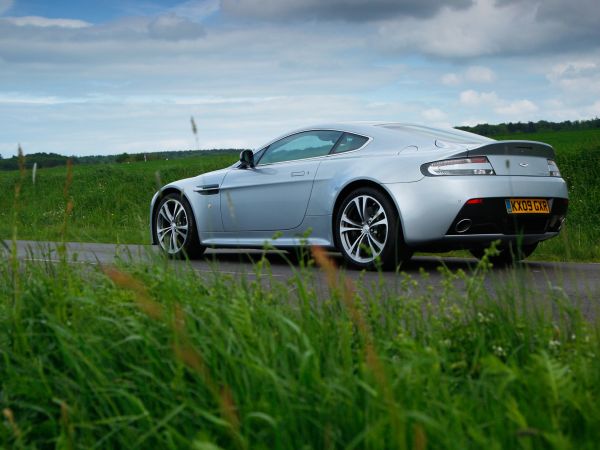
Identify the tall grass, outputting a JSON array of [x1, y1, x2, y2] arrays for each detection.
[[0, 153, 238, 244], [1, 244, 599, 448]]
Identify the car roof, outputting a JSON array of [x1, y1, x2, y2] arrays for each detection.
[[265, 122, 493, 150]]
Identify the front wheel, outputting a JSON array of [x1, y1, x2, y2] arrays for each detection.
[[470, 241, 538, 266], [154, 193, 205, 259], [334, 187, 411, 270]]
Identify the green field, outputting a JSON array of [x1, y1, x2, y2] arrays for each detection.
[[0, 128, 599, 261], [0, 152, 239, 244], [1, 246, 599, 448]]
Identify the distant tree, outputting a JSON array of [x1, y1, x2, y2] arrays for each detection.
[[457, 117, 600, 137], [116, 153, 130, 163]]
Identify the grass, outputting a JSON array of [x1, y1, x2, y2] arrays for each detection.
[[1, 132, 600, 448], [0, 152, 238, 244], [0, 128, 599, 260], [1, 243, 599, 449]]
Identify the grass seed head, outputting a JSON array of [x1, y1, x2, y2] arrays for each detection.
[[102, 266, 165, 320], [3, 408, 21, 438], [413, 424, 427, 450]]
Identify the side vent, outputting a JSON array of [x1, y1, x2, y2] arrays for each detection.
[[194, 184, 220, 195]]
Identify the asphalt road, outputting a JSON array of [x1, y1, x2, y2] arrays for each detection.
[[7, 240, 600, 317]]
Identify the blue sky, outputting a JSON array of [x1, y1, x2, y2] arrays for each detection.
[[1, 0, 599, 157]]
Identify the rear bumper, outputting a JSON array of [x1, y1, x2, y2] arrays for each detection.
[[413, 232, 559, 252], [446, 197, 567, 236], [385, 175, 568, 247]]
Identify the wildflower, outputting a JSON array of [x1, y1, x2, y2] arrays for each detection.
[[477, 312, 492, 323], [492, 344, 506, 358]]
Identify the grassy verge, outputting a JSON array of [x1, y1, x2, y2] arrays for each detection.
[[0, 152, 238, 244], [1, 246, 599, 448]]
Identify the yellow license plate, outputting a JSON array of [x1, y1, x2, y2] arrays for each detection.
[[505, 198, 550, 214]]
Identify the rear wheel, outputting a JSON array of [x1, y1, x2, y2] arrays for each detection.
[[335, 187, 412, 270], [155, 193, 205, 259], [470, 241, 538, 266]]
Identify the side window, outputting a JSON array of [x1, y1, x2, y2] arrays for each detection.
[[258, 130, 342, 165], [332, 133, 369, 154]]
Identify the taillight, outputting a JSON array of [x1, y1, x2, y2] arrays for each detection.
[[423, 156, 495, 176], [548, 159, 561, 177], [466, 198, 484, 205]]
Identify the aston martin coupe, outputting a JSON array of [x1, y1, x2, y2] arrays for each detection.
[[150, 123, 568, 268]]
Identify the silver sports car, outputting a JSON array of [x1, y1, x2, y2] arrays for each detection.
[[150, 123, 568, 268]]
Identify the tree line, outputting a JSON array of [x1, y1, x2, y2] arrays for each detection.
[[457, 117, 600, 137], [0, 149, 242, 171]]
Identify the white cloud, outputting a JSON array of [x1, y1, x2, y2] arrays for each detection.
[[536, 98, 600, 122], [547, 60, 600, 96], [441, 66, 495, 86], [3, 15, 91, 28], [377, 0, 567, 58], [0, 92, 72, 105], [441, 73, 461, 86], [460, 118, 487, 127], [465, 65, 495, 83], [421, 108, 447, 121], [459, 89, 538, 118], [549, 61, 597, 79], [588, 101, 600, 116], [172, 0, 221, 21], [495, 99, 538, 115], [459, 89, 499, 106], [147, 13, 206, 40]]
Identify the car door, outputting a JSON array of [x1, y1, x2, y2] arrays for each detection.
[[220, 130, 342, 232]]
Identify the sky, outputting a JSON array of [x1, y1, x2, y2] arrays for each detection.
[[1, 0, 599, 157]]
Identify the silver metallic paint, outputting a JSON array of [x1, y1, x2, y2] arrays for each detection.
[[150, 122, 568, 252]]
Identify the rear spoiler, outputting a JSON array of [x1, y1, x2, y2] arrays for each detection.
[[465, 140, 555, 159]]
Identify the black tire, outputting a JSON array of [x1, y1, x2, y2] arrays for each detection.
[[470, 241, 538, 266], [154, 193, 205, 259], [334, 187, 412, 270]]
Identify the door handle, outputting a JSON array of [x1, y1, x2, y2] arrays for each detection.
[[291, 171, 305, 177]]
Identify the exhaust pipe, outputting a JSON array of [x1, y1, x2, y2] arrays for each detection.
[[455, 218, 472, 234]]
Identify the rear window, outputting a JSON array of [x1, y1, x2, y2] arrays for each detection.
[[378, 124, 492, 145], [332, 133, 369, 153]]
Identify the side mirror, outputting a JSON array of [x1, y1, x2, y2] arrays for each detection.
[[239, 149, 255, 168]]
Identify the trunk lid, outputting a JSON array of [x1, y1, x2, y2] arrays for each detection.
[[467, 140, 554, 176]]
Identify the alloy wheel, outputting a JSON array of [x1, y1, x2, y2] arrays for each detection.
[[156, 198, 189, 254], [339, 194, 388, 264]]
